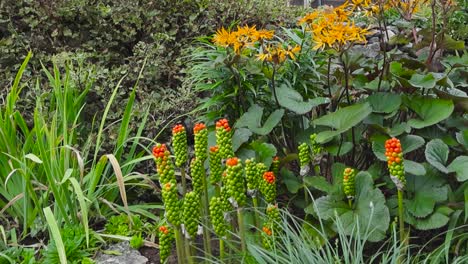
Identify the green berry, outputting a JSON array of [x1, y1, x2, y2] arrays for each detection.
[[225, 157, 246, 207], [190, 157, 204, 194], [183, 191, 200, 239], [158, 225, 174, 263], [172, 124, 188, 167], [162, 180, 181, 226], [210, 196, 228, 237], [245, 158, 259, 194], [209, 146, 223, 185]]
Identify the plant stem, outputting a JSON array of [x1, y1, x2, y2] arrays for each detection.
[[181, 168, 187, 195], [201, 169, 212, 258], [397, 190, 406, 246], [252, 196, 260, 232], [237, 207, 247, 252], [348, 199, 352, 208], [184, 239, 194, 264], [174, 227, 185, 264], [219, 238, 225, 260]]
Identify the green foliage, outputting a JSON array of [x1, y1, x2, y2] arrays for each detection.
[[104, 214, 143, 237], [129, 234, 144, 250], [42, 225, 97, 264]]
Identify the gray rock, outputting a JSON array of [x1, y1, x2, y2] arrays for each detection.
[[95, 242, 148, 264], [351, 42, 381, 58]]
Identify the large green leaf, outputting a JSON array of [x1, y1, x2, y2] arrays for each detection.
[[400, 135, 425, 154], [276, 84, 329, 114], [406, 165, 448, 218], [404, 96, 454, 129], [232, 128, 252, 151], [425, 139, 449, 173], [235, 104, 284, 136], [367, 92, 402, 113], [447, 156, 468, 182], [313, 103, 372, 143], [250, 141, 277, 167], [281, 168, 302, 194], [406, 206, 452, 230], [404, 160, 426, 176], [304, 176, 334, 193], [408, 73, 436, 89], [309, 172, 390, 242]]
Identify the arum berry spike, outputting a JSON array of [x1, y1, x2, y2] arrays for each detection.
[[385, 137, 407, 247], [261, 171, 276, 204], [194, 123, 208, 161], [385, 137, 406, 190], [298, 142, 311, 176], [245, 158, 259, 196], [152, 144, 176, 184], [216, 119, 234, 159], [172, 124, 188, 167], [162, 181, 182, 226], [225, 157, 246, 207], [343, 168, 356, 207], [159, 225, 174, 264], [190, 158, 204, 194], [210, 196, 228, 238], [183, 191, 200, 239], [209, 146, 223, 186]]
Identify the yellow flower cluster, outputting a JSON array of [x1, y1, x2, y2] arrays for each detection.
[[256, 44, 301, 64], [212, 25, 274, 54], [299, 3, 369, 51], [387, 0, 429, 20]]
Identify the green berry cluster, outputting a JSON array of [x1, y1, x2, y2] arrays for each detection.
[[261, 225, 273, 249], [172, 124, 188, 167], [245, 158, 259, 193], [216, 119, 234, 159], [343, 168, 356, 199], [266, 204, 280, 232], [220, 186, 232, 213], [209, 196, 228, 237], [225, 157, 246, 207], [162, 181, 182, 226], [270, 157, 280, 176], [256, 163, 267, 180], [190, 158, 204, 194], [158, 225, 174, 264], [261, 171, 276, 203], [183, 191, 200, 239], [152, 144, 176, 184], [298, 142, 311, 168], [385, 138, 406, 190], [194, 123, 208, 161], [310, 133, 323, 155], [209, 146, 223, 185]]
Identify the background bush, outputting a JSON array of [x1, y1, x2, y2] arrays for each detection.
[[0, 0, 301, 144]]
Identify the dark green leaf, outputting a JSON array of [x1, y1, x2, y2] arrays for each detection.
[[232, 128, 252, 151], [425, 139, 449, 173], [235, 104, 284, 136], [404, 96, 454, 129], [276, 84, 329, 114], [404, 160, 426, 176], [447, 156, 468, 182], [367, 92, 401, 113], [314, 103, 372, 143], [281, 168, 302, 194], [408, 73, 436, 89]]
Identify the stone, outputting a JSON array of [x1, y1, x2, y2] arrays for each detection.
[[95, 242, 148, 264]]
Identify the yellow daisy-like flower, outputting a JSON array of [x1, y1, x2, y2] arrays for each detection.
[[212, 27, 236, 47], [256, 44, 301, 64], [298, 2, 369, 51]]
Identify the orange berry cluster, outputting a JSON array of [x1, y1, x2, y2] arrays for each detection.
[[263, 171, 275, 184], [193, 123, 206, 134], [193, 122, 208, 161], [152, 144, 176, 184], [216, 119, 234, 159], [216, 118, 231, 132], [385, 137, 406, 189], [262, 226, 272, 236], [172, 124, 185, 134], [262, 171, 276, 203]]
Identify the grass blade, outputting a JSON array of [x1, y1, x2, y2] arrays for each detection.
[[43, 206, 67, 264]]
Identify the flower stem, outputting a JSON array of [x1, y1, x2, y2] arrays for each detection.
[[252, 196, 260, 233], [237, 207, 247, 252], [219, 238, 225, 260], [397, 190, 406, 246], [201, 169, 212, 258], [181, 168, 187, 195], [174, 227, 185, 264], [184, 239, 194, 264]]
